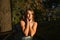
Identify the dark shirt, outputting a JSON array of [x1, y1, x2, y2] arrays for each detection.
[[12, 22, 25, 40]]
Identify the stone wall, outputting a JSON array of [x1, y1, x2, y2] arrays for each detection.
[[0, 0, 12, 32]]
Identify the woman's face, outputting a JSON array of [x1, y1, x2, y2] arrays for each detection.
[[27, 10, 34, 20]]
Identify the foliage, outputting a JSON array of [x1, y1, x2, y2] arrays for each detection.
[[11, 0, 45, 25], [11, 0, 60, 25]]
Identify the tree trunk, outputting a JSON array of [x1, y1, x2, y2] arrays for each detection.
[[0, 0, 12, 32]]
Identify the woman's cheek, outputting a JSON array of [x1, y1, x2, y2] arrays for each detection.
[[27, 14, 29, 18], [31, 15, 33, 18]]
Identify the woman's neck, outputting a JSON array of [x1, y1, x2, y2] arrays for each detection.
[[30, 19, 32, 22], [30, 19, 34, 23]]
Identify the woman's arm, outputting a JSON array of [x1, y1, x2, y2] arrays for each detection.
[[20, 20, 29, 36], [29, 22, 37, 37]]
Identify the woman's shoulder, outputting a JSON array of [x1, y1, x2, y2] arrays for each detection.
[[20, 20, 25, 25], [34, 21, 37, 24], [34, 21, 38, 26], [20, 20, 25, 23]]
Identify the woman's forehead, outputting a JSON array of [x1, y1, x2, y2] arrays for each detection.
[[27, 10, 34, 14]]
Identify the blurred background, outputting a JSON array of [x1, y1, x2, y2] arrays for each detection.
[[11, 0, 60, 25], [0, 0, 60, 40]]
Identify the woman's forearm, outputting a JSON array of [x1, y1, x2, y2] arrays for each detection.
[[29, 27, 36, 37], [24, 23, 29, 36]]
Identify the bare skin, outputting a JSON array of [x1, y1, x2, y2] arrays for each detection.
[[20, 10, 37, 37]]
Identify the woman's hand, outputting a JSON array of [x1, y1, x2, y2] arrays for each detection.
[[27, 19, 29, 24], [29, 22, 37, 37]]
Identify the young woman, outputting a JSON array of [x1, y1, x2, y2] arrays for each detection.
[[20, 8, 38, 40]]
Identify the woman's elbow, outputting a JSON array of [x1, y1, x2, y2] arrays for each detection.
[[31, 30, 36, 37]]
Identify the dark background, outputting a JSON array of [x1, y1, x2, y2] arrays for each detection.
[[0, 0, 60, 40]]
